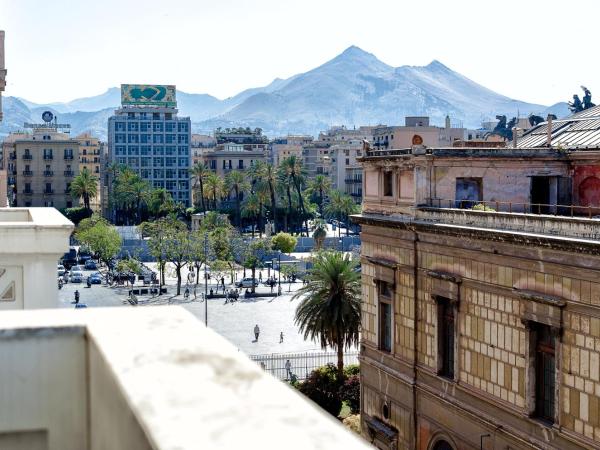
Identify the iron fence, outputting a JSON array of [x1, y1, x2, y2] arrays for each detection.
[[251, 350, 359, 381]]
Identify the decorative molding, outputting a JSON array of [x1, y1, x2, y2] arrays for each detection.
[[426, 270, 462, 284], [512, 289, 566, 308]]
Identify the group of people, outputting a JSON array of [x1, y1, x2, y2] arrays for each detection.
[[225, 288, 240, 303]]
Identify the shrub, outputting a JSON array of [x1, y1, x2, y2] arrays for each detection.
[[271, 232, 298, 253], [297, 363, 343, 416], [339, 375, 360, 414], [472, 203, 495, 212], [343, 364, 360, 377], [342, 414, 361, 434]]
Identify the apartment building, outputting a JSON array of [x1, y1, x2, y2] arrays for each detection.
[[0, 30, 7, 206], [107, 84, 192, 207], [353, 108, 600, 450], [74, 132, 103, 211], [191, 134, 216, 166], [373, 116, 466, 149], [271, 135, 314, 166], [330, 141, 364, 202], [2, 127, 79, 209]]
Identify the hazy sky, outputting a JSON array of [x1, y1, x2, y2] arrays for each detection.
[[1, 0, 597, 105]]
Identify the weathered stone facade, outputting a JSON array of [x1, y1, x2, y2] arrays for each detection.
[[355, 146, 600, 450]]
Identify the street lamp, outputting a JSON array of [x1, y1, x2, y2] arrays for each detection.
[[204, 233, 208, 325], [278, 253, 281, 288]]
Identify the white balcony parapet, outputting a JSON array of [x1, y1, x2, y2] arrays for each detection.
[[0, 207, 73, 310], [0, 306, 370, 450]]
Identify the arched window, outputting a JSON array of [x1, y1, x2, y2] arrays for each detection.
[[433, 440, 453, 450]]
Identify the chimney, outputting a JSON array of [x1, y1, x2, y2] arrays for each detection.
[[512, 127, 518, 148], [546, 114, 553, 147]]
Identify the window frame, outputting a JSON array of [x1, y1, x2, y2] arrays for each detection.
[[377, 280, 393, 353]]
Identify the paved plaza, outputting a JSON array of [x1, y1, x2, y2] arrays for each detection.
[[58, 264, 333, 355]]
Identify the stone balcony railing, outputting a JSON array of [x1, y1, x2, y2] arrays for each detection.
[[0, 306, 369, 450], [415, 207, 600, 241]]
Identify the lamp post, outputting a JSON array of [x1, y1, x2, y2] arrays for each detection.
[[278, 253, 281, 288], [204, 232, 208, 325]]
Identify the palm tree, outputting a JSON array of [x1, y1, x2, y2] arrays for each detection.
[[312, 219, 327, 251], [70, 168, 98, 211], [189, 162, 209, 211], [339, 194, 360, 236], [277, 168, 294, 233], [241, 193, 260, 237], [292, 251, 361, 377], [325, 190, 344, 239], [307, 174, 331, 218], [225, 170, 249, 228], [205, 173, 224, 210], [255, 184, 271, 236], [250, 161, 279, 232], [280, 156, 308, 236]]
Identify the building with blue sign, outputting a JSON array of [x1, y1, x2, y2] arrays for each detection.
[[107, 85, 191, 213]]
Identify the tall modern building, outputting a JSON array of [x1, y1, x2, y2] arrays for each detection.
[[108, 85, 191, 207]]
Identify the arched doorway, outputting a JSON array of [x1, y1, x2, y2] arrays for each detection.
[[578, 176, 600, 206], [433, 441, 454, 450]]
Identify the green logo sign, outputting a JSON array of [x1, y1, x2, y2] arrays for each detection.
[[121, 84, 177, 107]]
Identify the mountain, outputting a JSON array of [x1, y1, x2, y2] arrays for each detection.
[[2, 46, 565, 139]]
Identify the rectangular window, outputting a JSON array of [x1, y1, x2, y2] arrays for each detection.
[[378, 281, 393, 352], [535, 323, 556, 423], [238, 160, 244, 169], [383, 171, 393, 197], [438, 299, 455, 379]]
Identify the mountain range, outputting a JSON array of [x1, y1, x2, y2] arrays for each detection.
[[0, 46, 569, 140]]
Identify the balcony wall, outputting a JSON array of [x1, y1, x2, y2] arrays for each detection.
[[0, 208, 73, 309], [0, 306, 370, 450]]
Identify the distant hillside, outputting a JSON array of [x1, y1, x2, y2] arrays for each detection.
[[2, 46, 567, 140]]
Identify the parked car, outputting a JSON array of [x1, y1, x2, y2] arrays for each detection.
[[87, 272, 102, 284], [70, 271, 84, 283], [84, 260, 97, 270], [57, 264, 66, 276], [79, 252, 92, 262], [235, 277, 259, 288], [72, 265, 85, 272]]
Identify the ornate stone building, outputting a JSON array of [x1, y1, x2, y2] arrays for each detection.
[[354, 131, 600, 449]]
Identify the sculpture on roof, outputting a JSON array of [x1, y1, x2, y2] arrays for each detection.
[[528, 114, 545, 127], [569, 86, 595, 113], [491, 114, 517, 141], [582, 86, 596, 110]]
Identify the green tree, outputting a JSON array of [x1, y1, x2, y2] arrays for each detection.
[[241, 193, 261, 237], [75, 216, 122, 277], [111, 167, 150, 224], [69, 167, 98, 211], [280, 155, 308, 236], [225, 170, 250, 228], [292, 251, 361, 377], [325, 191, 358, 238], [271, 232, 298, 254], [204, 172, 225, 210], [242, 238, 271, 293], [249, 161, 279, 232], [147, 188, 176, 219], [312, 219, 327, 251], [307, 174, 331, 218], [189, 162, 209, 211]]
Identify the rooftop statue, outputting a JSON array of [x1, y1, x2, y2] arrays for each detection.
[[528, 114, 545, 127], [568, 94, 583, 113], [491, 114, 516, 141], [582, 86, 596, 110]]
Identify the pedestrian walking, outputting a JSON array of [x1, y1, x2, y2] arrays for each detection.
[[254, 324, 260, 341], [278, 285, 282, 296], [259, 271, 263, 283], [280, 331, 284, 343], [74, 290, 80, 305], [260, 362, 266, 370], [285, 359, 292, 379]]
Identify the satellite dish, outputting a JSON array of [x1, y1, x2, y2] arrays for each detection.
[[42, 111, 54, 123]]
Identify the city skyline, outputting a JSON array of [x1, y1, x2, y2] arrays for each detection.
[[1, 0, 598, 106]]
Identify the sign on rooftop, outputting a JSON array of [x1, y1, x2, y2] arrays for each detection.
[[121, 84, 176, 107], [24, 111, 71, 130]]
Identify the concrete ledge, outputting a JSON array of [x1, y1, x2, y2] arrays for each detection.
[[0, 307, 370, 450]]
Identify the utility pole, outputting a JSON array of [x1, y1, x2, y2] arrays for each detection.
[[204, 232, 208, 325]]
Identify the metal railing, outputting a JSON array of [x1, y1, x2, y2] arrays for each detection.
[[22, 170, 33, 176], [64, 170, 75, 177], [22, 154, 32, 160], [251, 350, 359, 381], [43, 170, 54, 177], [43, 154, 53, 160], [424, 198, 600, 218]]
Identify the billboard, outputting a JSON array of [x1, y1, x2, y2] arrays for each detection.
[[121, 84, 177, 107]]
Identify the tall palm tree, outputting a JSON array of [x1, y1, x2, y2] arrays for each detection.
[[70, 168, 98, 211], [292, 251, 361, 377], [189, 162, 209, 211], [280, 156, 308, 236], [225, 170, 250, 228], [307, 174, 332, 218], [339, 194, 360, 236], [250, 161, 279, 232], [277, 168, 294, 233], [255, 181, 271, 236], [325, 190, 344, 239], [241, 193, 260, 237], [205, 173, 224, 210]]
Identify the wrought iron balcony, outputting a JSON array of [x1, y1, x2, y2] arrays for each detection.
[[22, 154, 33, 160], [22, 170, 33, 177], [43, 154, 54, 160], [64, 154, 74, 160], [64, 170, 75, 177], [43, 170, 54, 177], [344, 178, 362, 184]]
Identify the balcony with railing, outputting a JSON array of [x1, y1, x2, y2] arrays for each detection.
[[344, 178, 362, 184], [22, 170, 33, 177], [43, 170, 54, 177], [416, 198, 600, 241], [22, 153, 32, 160], [64, 170, 74, 177], [63, 154, 74, 160], [0, 307, 368, 450], [43, 154, 53, 160]]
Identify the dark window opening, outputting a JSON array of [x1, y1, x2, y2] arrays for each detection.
[[531, 176, 551, 214], [535, 323, 556, 423], [439, 298, 455, 379], [383, 172, 393, 197], [378, 281, 392, 352], [455, 177, 482, 208]]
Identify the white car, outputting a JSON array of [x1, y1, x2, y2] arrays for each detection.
[[57, 264, 66, 276], [235, 277, 259, 288], [70, 271, 84, 283]]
